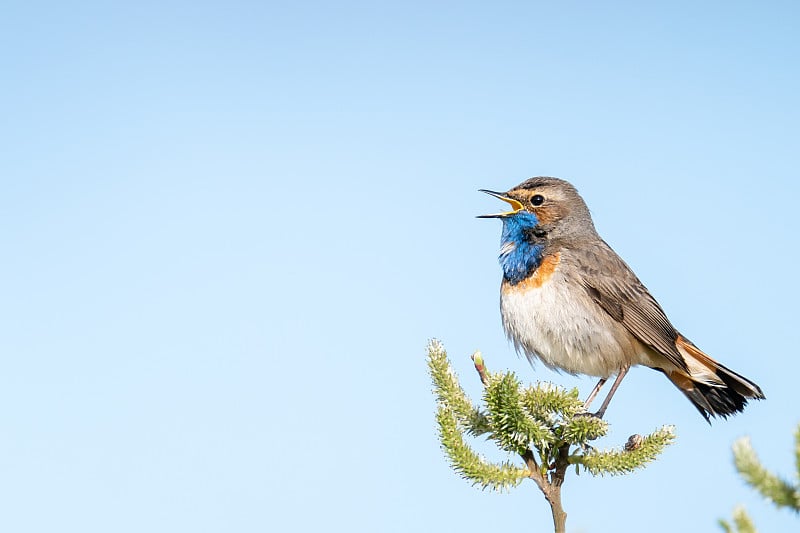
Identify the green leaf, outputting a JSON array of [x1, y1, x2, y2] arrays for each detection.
[[560, 414, 608, 444], [520, 382, 583, 423], [718, 506, 758, 533], [484, 372, 556, 454], [733, 437, 800, 511], [794, 425, 800, 485], [428, 340, 677, 501], [435, 403, 529, 491], [427, 339, 491, 436], [575, 425, 676, 476]]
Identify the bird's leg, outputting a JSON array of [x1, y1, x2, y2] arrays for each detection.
[[583, 378, 607, 410], [594, 365, 630, 419]]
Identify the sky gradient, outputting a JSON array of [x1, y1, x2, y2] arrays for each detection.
[[2, 2, 799, 532]]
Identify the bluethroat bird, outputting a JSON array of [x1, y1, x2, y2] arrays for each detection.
[[480, 177, 764, 421]]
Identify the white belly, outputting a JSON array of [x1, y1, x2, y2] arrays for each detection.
[[500, 274, 641, 377]]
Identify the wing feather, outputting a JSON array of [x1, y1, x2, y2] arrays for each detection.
[[568, 240, 689, 372]]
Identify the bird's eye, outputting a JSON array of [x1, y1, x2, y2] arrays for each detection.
[[531, 194, 545, 206]]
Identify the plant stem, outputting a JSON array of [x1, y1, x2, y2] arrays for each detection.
[[548, 484, 566, 533], [522, 444, 570, 533]]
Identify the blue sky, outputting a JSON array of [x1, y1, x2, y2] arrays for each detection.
[[2, 1, 799, 532]]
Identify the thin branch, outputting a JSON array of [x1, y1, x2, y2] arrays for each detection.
[[471, 351, 488, 385], [428, 341, 675, 533]]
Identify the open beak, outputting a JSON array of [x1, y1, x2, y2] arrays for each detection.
[[477, 189, 524, 218]]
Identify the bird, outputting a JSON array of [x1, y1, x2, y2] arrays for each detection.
[[479, 177, 764, 421]]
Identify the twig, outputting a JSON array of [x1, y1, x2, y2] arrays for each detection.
[[471, 351, 488, 385], [471, 351, 567, 532]]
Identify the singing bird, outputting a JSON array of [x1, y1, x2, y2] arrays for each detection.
[[479, 177, 764, 421]]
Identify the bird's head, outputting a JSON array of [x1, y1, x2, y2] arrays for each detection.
[[478, 177, 596, 242]]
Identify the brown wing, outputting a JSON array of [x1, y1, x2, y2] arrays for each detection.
[[568, 239, 689, 372]]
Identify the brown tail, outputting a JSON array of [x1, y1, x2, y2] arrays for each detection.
[[665, 336, 765, 422]]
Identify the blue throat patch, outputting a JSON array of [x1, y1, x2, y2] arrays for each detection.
[[499, 211, 544, 285]]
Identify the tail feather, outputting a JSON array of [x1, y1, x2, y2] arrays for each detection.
[[667, 336, 765, 421]]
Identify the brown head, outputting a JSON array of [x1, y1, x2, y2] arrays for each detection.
[[479, 177, 598, 242]]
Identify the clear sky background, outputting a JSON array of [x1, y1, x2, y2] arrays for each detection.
[[2, 2, 799, 532]]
